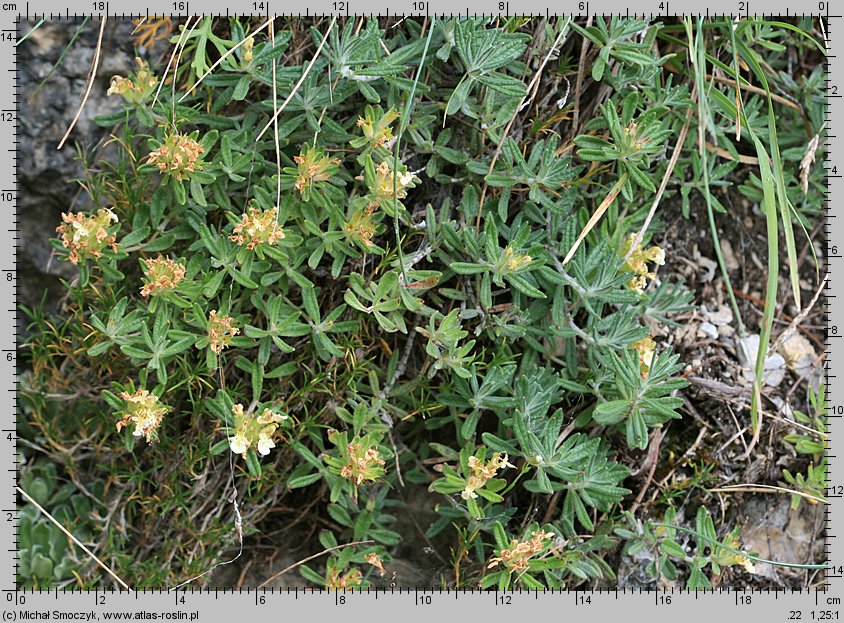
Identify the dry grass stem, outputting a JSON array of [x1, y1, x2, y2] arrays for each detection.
[[17, 485, 131, 590], [180, 18, 273, 101], [256, 540, 375, 589], [57, 17, 106, 150], [256, 16, 337, 143]]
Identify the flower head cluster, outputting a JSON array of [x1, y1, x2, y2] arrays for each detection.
[[229, 206, 285, 250], [619, 121, 654, 156], [487, 530, 555, 573], [293, 145, 341, 195], [326, 567, 362, 590], [343, 202, 379, 250], [140, 256, 186, 297], [116, 389, 170, 443], [147, 132, 205, 181], [337, 438, 386, 486], [462, 452, 514, 500], [501, 246, 532, 272], [241, 36, 254, 64], [56, 208, 119, 265], [620, 234, 665, 293], [711, 531, 756, 575], [630, 336, 656, 378], [355, 108, 399, 149], [107, 57, 158, 105], [208, 310, 239, 353], [371, 160, 414, 207], [229, 404, 287, 457]]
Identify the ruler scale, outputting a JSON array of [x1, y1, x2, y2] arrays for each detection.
[[8, 11, 18, 595], [4, 3, 839, 620]]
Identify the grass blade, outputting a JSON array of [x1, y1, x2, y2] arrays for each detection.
[[734, 31, 802, 309]]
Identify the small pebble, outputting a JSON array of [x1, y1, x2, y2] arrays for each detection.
[[702, 303, 734, 326], [720, 239, 739, 271], [698, 322, 719, 339], [778, 333, 816, 372], [718, 324, 735, 337]]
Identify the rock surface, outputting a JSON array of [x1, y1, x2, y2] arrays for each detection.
[[18, 19, 134, 327], [738, 497, 825, 585]]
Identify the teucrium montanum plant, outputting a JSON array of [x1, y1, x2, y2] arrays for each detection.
[[28, 15, 825, 589]]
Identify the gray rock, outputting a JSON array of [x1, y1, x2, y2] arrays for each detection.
[[737, 334, 787, 388], [738, 497, 824, 584], [702, 303, 734, 327], [18, 19, 135, 330]]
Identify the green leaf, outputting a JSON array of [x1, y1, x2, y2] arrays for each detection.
[[87, 342, 111, 357], [245, 449, 263, 478], [288, 472, 322, 489], [446, 76, 473, 116], [357, 80, 381, 103], [507, 274, 545, 299], [190, 178, 207, 207], [232, 75, 250, 100], [451, 262, 487, 275], [150, 187, 167, 227], [593, 400, 628, 425], [475, 72, 527, 97]]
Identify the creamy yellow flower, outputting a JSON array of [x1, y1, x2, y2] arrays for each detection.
[[737, 555, 756, 574], [355, 108, 399, 149], [140, 257, 186, 297], [229, 207, 285, 250], [293, 145, 341, 194], [107, 58, 158, 104], [229, 432, 248, 455], [56, 208, 119, 265], [242, 37, 254, 63], [373, 161, 412, 202], [461, 452, 514, 500], [257, 433, 276, 456], [620, 234, 665, 293], [116, 389, 169, 443], [207, 310, 239, 354], [339, 443, 386, 485], [501, 246, 532, 272], [147, 133, 204, 181], [228, 405, 286, 458], [630, 336, 656, 378], [343, 203, 379, 250], [488, 530, 555, 572]]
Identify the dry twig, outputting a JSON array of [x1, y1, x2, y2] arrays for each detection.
[[57, 17, 106, 149]]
